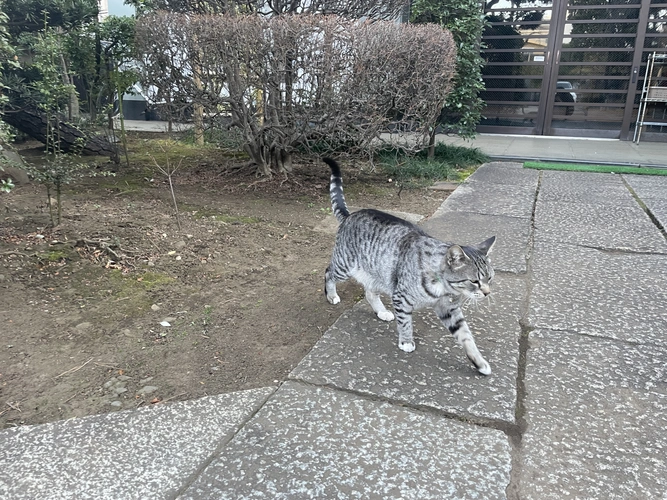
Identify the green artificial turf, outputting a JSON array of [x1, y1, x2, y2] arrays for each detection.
[[523, 161, 667, 176]]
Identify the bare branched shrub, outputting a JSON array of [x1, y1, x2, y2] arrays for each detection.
[[138, 0, 408, 19], [137, 14, 456, 176]]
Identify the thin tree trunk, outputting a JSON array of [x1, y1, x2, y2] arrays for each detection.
[[56, 182, 62, 226], [57, 28, 78, 121], [192, 55, 204, 145], [193, 102, 204, 145], [117, 84, 131, 168], [427, 125, 437, 160], [46, 184, 54, 226]]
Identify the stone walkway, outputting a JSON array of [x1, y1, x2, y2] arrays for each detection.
[[2, 162, 666, 499]]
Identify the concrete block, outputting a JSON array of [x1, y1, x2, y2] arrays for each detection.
[[291, 274, 525, 422], [522, 329, 667, 498], [0, 388, 275, 500], [528, 242, 667, 345], [534, 200, 667, 252], [539, 170, 637, 206], [181, 382, 512, 499]]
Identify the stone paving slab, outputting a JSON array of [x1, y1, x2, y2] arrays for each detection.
[[0, 388, 275, 500], [465, 161, 540, 187], [180, 382, 512, 499], [534, 200, 667, 252], [521, 329, 667, 499], [291, 274, 524, 422], [640, 199, 667, 230], [422, 210, 531, 274], [538, 170, 638, 206], [442, 182, 536, 218], [624, 174, 667, 229], [623, 173, 667, 197], [528, 241, 667, 345]]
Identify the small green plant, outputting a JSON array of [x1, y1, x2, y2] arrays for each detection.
[[416, 143, 488, 167], [202, 305, 213, 326], [40, 249, 69, 262], [24, 147, 114, 226], [1, 177, 14, 193], [379, 157, 453, 191], [377, 143, 488, 190]]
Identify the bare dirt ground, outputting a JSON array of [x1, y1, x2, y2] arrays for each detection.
[[0, 139, 452, 428]]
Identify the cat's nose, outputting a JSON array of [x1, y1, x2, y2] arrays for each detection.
[[480, 284, 491, 296]]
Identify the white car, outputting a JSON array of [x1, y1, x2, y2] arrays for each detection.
[[557, 81, 577, 102]]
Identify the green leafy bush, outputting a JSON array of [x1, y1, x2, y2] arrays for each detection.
[[412, 0, 487, 138]]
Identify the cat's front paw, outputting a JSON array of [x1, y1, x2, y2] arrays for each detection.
[[466, 354, 491, 375], [398, 341, 415, 353], [327, 294, 341, 305], [477, 363, 492, 376], [377, 311, 394, 322], [468, 354, 492, 376]]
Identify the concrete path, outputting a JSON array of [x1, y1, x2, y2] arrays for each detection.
[[434, 133, 667, 168], [2, 162, 667, 499]]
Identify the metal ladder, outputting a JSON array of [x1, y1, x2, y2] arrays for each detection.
[[634, 52, 667, 144]]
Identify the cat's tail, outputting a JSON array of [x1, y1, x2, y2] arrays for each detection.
[[323, 157, 350, 223]]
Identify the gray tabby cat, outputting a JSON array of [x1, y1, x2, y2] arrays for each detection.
[[323, 158, 496, 375]]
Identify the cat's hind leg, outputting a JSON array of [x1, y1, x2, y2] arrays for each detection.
[[365, 290, 394, 322], [324, 265, 341, 304], [435, 301, 491, 375], [325, 260, 356, 305]]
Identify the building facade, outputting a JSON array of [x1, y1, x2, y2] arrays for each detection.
[[479, 0, 667, 141]]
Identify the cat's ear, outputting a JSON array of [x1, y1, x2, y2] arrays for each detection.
[[446, 245, 469, 270], [477, 236, 496, 256]]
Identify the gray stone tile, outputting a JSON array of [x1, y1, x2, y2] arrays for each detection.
[[0, 388, 275, 500], [528, 242, 667, 345], [291, 274, 525, 422], [534, 200, 667, 252], [442, 182, 536, 218], [642, 199, 667, 230], [467, 161, 540, 187], [521, 329, 667, 499], [623, 173, 667, 198], [180, 382, 512, 499], [422, 210, 531, 273], [539, 170, 638, 206], [623, 174, 667, 231]]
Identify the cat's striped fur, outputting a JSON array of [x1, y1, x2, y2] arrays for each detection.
[[323, 158, 496, 375]]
